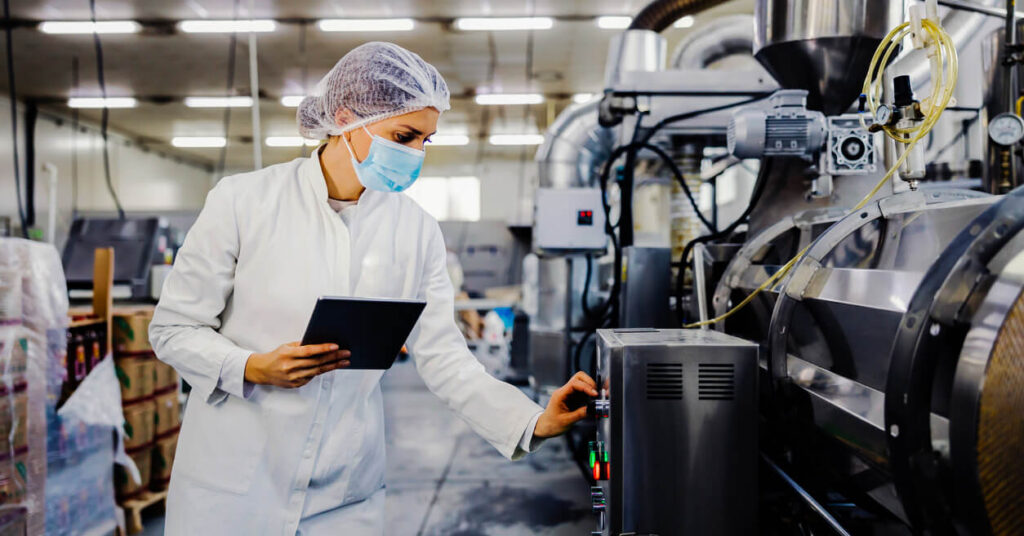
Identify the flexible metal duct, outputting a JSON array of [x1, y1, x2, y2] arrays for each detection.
[[534, 100, 615, 188], [671, 14, 757, 69], [628, 0, 731, 32]]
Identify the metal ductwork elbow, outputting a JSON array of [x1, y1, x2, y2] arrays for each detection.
[[535, 99, 616, 189]]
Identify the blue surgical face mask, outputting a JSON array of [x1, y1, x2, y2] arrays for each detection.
[[343, 126, 425, 193]]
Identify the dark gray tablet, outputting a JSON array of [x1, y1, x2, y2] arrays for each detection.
[[300, 296, 427, 369]]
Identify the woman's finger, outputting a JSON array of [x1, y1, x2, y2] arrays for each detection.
[[572, 378, 598, 396], [292, 343, 339, 357], [573, 371, 597, 389]]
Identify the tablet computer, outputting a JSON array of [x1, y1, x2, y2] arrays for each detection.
[[300, 296, 427, 370]]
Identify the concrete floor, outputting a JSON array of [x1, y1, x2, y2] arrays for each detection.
[[140, 358, 593, 535]]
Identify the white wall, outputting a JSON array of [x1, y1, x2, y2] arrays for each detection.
[[417, 156, 536, 226], [0, 96, 213, 245]]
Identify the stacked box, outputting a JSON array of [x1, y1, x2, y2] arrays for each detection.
[[114, 446, 152, 500], [151, 432, 178, 491]]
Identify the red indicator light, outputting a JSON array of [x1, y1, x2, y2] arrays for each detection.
[[593, 460, 601, 480]]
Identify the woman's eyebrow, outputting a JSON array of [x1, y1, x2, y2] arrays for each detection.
[[396, 124, 424, 136]]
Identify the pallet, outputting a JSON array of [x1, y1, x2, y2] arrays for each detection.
[[120, 489, 168, 535]]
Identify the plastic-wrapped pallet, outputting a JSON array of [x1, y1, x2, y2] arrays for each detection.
[[0, 238, 122, 535]]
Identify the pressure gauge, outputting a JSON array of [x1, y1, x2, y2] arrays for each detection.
[[988, 113, 1024, 146], [874, 104, 893, 125]]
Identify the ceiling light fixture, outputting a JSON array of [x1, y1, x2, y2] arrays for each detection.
[[474, 93, 544, 105], [179, 19, 277, 33], [454, 17, 554, 31], [428, 134, 471, 146], [674, 16, 695, 28], [572, 93, 596, 104], [596, 16, 631, 29], [172, 136, 227, 148], [39, 21, 141, 34], [67, 97, 138, 108], [280, 95, 305, 107], [265, 136, 321, 147], [317, 18, 415, 32], [184, 96, 253, 108], [488, 134, 545, 146]]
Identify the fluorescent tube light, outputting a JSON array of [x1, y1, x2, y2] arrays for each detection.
[[428, 134, 470, 146], [179, 19, 277, 33], [454, 17, 553, 31], [317, 18, 415, 32], [280, 95, 305, 107], [184, 96, 253, 108], [474, 93, 544, 105], [674, 16, 695, 28], [596, 16, 631, 29], [39, 21, 140, 34], [67, 97, 137, 108], [265, 137, 320, 147], [171, 136, 227, 148], [488, 134, 544, 146]]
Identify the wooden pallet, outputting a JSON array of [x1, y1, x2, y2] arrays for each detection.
[[120, 489, 168, 535]]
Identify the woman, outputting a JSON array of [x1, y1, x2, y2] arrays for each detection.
[[149, 42, 597, 535]]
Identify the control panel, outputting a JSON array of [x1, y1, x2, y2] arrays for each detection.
[[591, 328, 759, 535], [533, 188, 608, 254]]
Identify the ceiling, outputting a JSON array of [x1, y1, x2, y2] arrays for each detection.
[[1, 0, 754, 172]]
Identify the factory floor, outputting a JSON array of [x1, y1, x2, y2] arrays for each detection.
[[140, 358, 593, 535]]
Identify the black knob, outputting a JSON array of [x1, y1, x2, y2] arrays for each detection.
[[894, 75, 914, 107]]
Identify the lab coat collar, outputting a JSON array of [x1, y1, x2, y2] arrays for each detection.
[[300, 147, 385, 212]]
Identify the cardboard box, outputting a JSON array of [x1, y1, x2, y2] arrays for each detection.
[[153, 360, 178, 392], [115, 446, 152, 500], [115, 356, 155, 403], [153, 390, 180, 437], [151, 432, 178, 490], [123, 400, 156, 450], [113, 309, 153, 355]]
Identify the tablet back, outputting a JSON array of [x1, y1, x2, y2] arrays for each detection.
[[301, 297, 427, 369]]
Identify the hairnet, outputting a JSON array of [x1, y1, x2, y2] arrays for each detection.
[[297, 42, 451, 139]]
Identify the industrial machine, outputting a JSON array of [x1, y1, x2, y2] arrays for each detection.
[[527, 0, 1023, 534], [592, 328, 759, 535]]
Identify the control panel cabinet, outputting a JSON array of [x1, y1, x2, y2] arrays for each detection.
[[591, 328, 758, 535]]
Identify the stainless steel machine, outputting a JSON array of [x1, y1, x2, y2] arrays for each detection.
[[526, 0, 1024, 534], [592, 328, 759, 536]]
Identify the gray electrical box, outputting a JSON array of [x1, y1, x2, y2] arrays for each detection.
[[590, 328, 759, 535], [533, 188, 607, 254]]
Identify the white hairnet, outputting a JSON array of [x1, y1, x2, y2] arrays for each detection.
[[297, 42, 451, 139]]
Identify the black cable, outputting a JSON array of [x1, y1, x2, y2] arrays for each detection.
[[89, 0, 125, 219], [3, 0, 27, 238], [216, 0, 241, 179], [71, 56, 79, 218], [674, 157, 774, 322], [639, 142, 717, 233]]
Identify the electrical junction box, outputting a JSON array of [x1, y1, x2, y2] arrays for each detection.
[[533, 188, 607, 254]]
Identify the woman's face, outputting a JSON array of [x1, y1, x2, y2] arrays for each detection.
[[341, 107, 440, 161]]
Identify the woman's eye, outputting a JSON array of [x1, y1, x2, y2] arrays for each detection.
[[395, 133, 414, 143]]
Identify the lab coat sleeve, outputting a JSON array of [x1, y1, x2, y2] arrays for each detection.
[[407, 224, 545, 460], [149, 180, 255, 405]]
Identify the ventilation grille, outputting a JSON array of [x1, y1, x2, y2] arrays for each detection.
[[698, 363, 735, 401], [646, 363, 683, 400]]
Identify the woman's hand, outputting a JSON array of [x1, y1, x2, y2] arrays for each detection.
[[244, 342, 351, 388], [533, 371, 599, 439]]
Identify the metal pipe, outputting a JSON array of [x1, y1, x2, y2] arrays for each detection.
[[535, 100, 615, 188], [43, 162, 57, 244], [693, 242, 709, 327], [762, 455, 853, 536], [247, 0, 262, 170], [939, 0, 1022, 17], [670, 14, 757, 69]]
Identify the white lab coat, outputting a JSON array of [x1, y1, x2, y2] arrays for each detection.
[[150, 152, 544, 535]]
